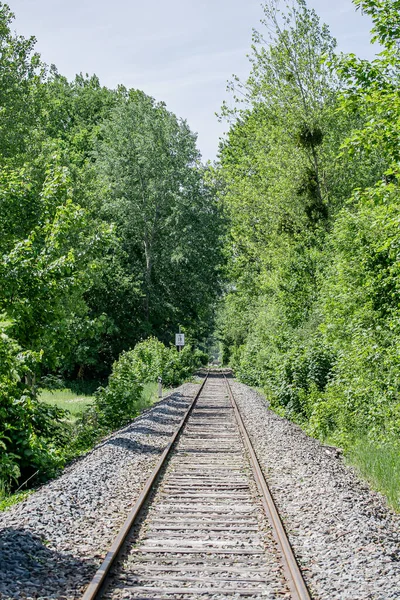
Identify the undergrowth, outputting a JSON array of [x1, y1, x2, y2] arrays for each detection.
[[347, 439, 400, 512], [0, 485, 32, 512], [1, 338, 207, 511]]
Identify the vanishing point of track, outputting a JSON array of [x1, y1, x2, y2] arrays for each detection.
[[82, 372, 311, 600]]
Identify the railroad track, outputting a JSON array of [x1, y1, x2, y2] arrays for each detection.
[[82, 372, 310, 600]]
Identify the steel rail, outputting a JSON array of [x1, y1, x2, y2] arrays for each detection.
[[224, 374, 311, 600], [81, 372, 209, 600]]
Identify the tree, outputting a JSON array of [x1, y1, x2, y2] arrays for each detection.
[[218, 0, 400, 469], [0, 2, 223, 487], [0, 3, 44, 164], [95, 89, 223, 345], [217, 0, 342, 371], [0, 160, 111, 373], [335, 0, 400, 169], [309, 0, 400, 444]]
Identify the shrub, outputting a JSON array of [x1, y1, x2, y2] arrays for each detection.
[[163, 345, 209, 386], [0, 318, 69, 488], [128, 337, 169, 383], [94, 351, 144, 430], [125, 337, 207, 388], [92, 337, 206, 430], [271, 341, 335, 421]]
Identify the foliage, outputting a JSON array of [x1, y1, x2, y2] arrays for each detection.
[[93, 337, 206, 430], [0, 160, 111, 372], [0, 3, 43, 163], [0, 2, 220, 492], [0, 318, 68, 488], [217, 0, 344, 386], [94, 351, 144, 430], [217, 0, 400, 509], [120, 337, 168, 385], [162, 344, 208, 387], [94, 89, 224, 353]]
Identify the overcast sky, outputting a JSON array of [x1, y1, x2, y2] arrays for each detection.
[[10, 0, 377, 161]]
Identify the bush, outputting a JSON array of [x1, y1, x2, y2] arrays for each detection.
[[271, 341, 335, 421], [92, 337, 206, 430], [127, 337, 170, 383], [163, 345, 208, 386], [94, 351, 144, 430], [0, 318, 69, 489], [193, 348, 209, 367], [124, 337, 207, 388]]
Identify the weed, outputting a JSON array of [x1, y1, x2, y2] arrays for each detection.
[[0, 486, 32, 512], [347, 439, 400, 512]]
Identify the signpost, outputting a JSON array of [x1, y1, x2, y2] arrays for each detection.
[[175, 333, 185, 351]]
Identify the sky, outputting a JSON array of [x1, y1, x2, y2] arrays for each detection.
[[10, 0, 378, 162]]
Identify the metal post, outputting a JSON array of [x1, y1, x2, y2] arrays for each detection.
[[158, 377, 162, 398]]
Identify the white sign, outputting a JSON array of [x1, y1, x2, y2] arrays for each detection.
[[175, 333, 185, 347]]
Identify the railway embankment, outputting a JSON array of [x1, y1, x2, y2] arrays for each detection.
[[0, 383, 198, 599], [0, 377, 399, 600], [231, 381, 400, 599]]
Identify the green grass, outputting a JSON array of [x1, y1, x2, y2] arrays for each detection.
[[347, 439, 400, 512], [0, 489, 32, 512], [142, 382, 159, 405], [39, 388, 94, 421], [39, 382, 163, 422], [141, 382, 173, 405]]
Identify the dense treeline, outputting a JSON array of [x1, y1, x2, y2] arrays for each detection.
[[217, 0, 400, 506], [2, 0, 400, 508], [0, 3, 222, 488]]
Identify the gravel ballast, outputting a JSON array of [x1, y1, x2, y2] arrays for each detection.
[[1, 377, 399, 600], [0, 383, 199, 599], [231, 380, 400, 600]]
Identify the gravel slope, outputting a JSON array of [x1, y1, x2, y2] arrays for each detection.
[[1, 378, 399, 600], [231, 380, 400, 600], [0, 383, 199, 599]]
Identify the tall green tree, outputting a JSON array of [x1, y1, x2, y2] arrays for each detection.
[[309, 0, 400, 444], [0, 2, 224, 487], [218, 0, 400, 475], [0, 3, 44, 163], [217, 0, 343, 371], [96, 89, 223, 346]]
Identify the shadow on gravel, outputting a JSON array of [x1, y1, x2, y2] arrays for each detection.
[[127, 425, 176, 437], [107, 437, 162, 454], [151, 401, 189, 413], [101, 394, 192, 453], [93, 394, 189, 454], [147, 407, 185, 420], [0, 527, 96, 599], [137, 412, 182, 426]]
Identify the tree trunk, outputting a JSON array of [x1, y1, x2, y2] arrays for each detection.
[[144, 238, 153, 321]]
